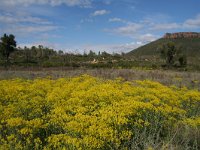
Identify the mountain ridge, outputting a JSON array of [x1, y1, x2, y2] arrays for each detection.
[[127, 32, 200, 57], [163, 32, 200, 39]]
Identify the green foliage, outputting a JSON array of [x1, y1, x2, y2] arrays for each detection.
[[179, 55, 187, 67], [127, 37, 200, 70], [160, 42, 178, 66], [128, 37, 200, 57], [0, 34, 17, 66], [0, 33, 199, 71], [166, 42, 176, 65], [159, 42, 188, 68]]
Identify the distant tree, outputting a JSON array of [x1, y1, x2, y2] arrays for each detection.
[[113, 53, 121, 59], [166, 43, 176, 65], [58, 50, 64, 55], [88, 50, 96, 60], [88, 50, 96, 57], [38, 45, 44, 58], [160, 42, 176, 67], [101, 51, 111, 57], [179, 55, 187, 67], [0, 34, 17, 67], [159, 42, 187, 68], [24, 46, 32, 63], [83, 50, 88, 57], [121, 52, 125, 56]]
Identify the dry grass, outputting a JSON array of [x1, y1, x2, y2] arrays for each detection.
[[0, 67, 200, 89]]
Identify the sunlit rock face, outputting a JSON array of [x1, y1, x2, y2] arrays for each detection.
[[164, 32, 200, 39]]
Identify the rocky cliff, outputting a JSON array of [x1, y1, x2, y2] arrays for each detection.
[[163, 32, 200, 39]]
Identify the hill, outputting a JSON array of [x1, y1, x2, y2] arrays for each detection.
[[127, 32, 200, 58]]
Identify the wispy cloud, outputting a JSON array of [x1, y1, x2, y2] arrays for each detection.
[[149, 14, 200, 31], [0, 11, 58, 36], [18, 25, 58, 33], [76, 42, 144, 53], [0, 0, 92, 7], [103, 0, 112, 5], [106, 16, 160, 44], [91, 10, 110, 16], [183, 14, 200, 29], [0, 13, 51, 25], [3, 25, 58, 35], [19, 41, 62, 50], [80, 18, 94, 23], [137, 34, 158, 42], [150, 23, 180, 31], [107, 23, 143, 37], [108, 17, 126, 23], [106, 13, 200, 44]]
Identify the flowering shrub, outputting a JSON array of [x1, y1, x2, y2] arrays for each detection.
[[0, 75, 199, 149]]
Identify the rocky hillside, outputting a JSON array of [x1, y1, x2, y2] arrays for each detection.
[[164, 32, 200, 39], [127, 32, 200, 58], [126, 32, 200, 70]]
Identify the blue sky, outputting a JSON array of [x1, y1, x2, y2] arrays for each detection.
[[0, 0, 200, 53]]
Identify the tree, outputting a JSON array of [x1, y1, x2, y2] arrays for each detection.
[[58, 50, 64, 55], [159, 42, 187, 68], [166, 42, 176, 65], [88, 50, 96, 57], [160, 42, 178, 67], [0, 34, 17, 66], [179, 55, 187, 67]]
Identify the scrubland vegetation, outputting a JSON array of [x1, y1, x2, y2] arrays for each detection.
[[1, 34, 199, 71], [0, 34, 200, 149], [0, 68, 200, 89], [0, 75, 199, 149]]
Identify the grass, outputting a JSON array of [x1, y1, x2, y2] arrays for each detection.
[[128, 38, 200, 57], [0, 67, 200, 89]]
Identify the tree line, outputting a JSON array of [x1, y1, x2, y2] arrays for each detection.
[[0, 34, 122, 68], [0, 33, 187, 69]]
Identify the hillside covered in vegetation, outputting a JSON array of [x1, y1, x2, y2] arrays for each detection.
[[127, 32, 200, 70], [1, 33, 200, 70], [128, 32, 200, 57]]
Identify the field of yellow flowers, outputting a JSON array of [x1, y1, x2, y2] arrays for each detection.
[[0, 75, 199, 149]]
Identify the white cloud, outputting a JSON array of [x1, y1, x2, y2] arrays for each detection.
[[2, 25, 58, 36], [0, 14, 51, 25], [76, 42, 144, 53], [150, 23, 180, 31], [106, 13, 200, 42], [103, 0, 112, 5], [109, 42, 143, 53], [19, 41, 62, 50], [0, 12, 58, 37], [107, 23, 143, 37], [80, 18, 94, 23], [0, 0, 92, 7], [148, 14, 200, 31], [19, 41, 145, 54], [138, 34, 157, 42], [108, 17, 127, 23], [183, 14, 200, 29], [91, 10, 110, 16], [109, 18, 123, 22], [142, 14, 172, 25], [18, 25, 58, 33]]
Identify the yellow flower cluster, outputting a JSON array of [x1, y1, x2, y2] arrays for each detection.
[[0, 75, 199, 149]]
